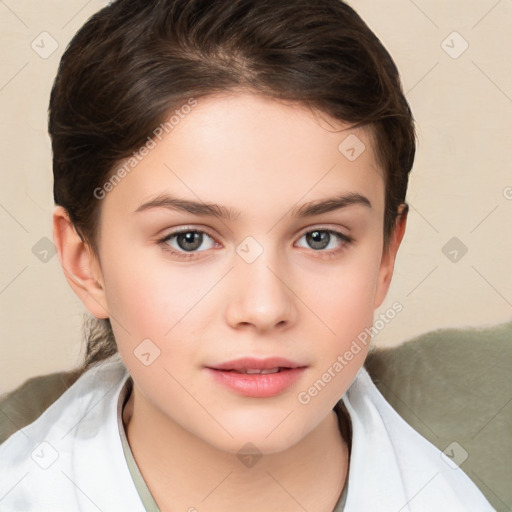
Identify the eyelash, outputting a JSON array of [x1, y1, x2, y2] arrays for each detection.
[[157, 227, 354, 261]]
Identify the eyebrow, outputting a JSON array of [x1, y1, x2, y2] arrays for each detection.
[[292, 193, 372, 217], [133, 192, 371, 220]]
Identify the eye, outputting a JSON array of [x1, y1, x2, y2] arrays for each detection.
[[296, 229, 352, 255], [159, 229, 217, 259], [158, 227, 353, 261]]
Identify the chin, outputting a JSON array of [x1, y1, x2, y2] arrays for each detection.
[[198, 410, 314, 456], [211, 430, 304, 457]]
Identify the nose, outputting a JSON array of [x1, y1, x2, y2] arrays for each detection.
[[225, 249, 298, 333]]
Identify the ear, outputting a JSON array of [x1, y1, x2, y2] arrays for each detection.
[[374, 204, 408, 309], [52, 206, 109, 319]]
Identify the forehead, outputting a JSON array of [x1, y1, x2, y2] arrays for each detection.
[[101, 92, 384, 222]]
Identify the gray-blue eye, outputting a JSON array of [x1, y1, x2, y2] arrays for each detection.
[[296, 230, 350, 251], [162, 230, 216, 253]]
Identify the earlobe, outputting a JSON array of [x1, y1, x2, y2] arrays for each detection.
[[374, 205, 408, 309], [52, 206, 109, 319]]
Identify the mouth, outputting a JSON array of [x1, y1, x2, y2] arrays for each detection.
[[205, 357, 307, 397]]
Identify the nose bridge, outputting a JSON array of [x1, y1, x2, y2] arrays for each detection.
[[226, 238, 296, 330]]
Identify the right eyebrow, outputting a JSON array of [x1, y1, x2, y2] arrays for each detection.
[[133, 193, 240, 221]]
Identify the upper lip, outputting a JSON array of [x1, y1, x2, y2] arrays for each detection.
[[207, 357, 306, 371]]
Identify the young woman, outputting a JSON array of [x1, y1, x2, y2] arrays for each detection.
[[0, 1, 494, 510]]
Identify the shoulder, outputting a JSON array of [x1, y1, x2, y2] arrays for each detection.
[[340, 364, 496, 511], [364, 322, 511, 510], [0, 368, 82, 444], [0, 357, 140, 511]]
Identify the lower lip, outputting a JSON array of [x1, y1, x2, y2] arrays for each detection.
[[206, 368, 306, 398]]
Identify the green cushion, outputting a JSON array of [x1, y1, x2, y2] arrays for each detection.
[[1, 323, 510, 510], [0, 369, 81, 444], [365, 322, 511, 511]]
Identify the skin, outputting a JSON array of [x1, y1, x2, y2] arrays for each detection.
[[53, 92, 407, 512]]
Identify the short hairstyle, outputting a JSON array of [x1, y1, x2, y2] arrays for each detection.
[[49, 0, 416, 373]]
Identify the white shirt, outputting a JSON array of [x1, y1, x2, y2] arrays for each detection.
[[0, 355, 494, 511]]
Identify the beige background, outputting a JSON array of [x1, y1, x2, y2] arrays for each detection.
[[1, 0, 511, 393]]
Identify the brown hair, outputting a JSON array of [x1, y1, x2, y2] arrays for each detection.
[[49, 0, 416, 375]]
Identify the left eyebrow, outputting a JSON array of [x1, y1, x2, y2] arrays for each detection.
[[291, 193, 372, 217]]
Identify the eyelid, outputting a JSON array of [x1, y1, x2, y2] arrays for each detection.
[[296, 224, 351, 238], [158, 225, 218, 241]]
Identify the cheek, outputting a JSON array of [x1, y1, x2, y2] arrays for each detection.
[[301, 277, 379, 407], [303, 242, 382, 338], [297, 240, 382, 399], [101, 243, 207, 333], [100, 245, 223, 378], [103, 263, 208, 398]]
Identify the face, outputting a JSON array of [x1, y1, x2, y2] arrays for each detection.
[[68, 92, 401, 454]]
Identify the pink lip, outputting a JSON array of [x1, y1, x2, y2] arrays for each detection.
[[205, 357, 307, 398]]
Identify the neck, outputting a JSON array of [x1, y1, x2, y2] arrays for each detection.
[[122, 381, 349, 512]]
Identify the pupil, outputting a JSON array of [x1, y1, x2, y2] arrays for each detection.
[[178, 232, 202, 251], [307, 230, 329, 250]]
